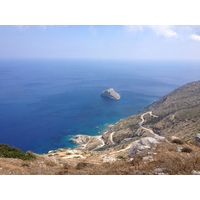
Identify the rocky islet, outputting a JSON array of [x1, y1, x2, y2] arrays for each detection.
[[101, 88, 121, 100]]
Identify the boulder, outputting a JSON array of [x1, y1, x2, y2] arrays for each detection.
[[171, 136, 180, 141], [153, 135, 166, 142], [48, 150, 56, 154], [148, 152, 157, 156], [140, 137, 159, 147], [154, 168, 166, 173], [101, 88, 120, 100], [191, 170, 200, 175], [177, 146, 183, 152], [101, 155, 117, 163], [129, 137, 159, 157], [195, 134, 200, 143], [171, 136, 183, 144], [142, 156, 153, 161]]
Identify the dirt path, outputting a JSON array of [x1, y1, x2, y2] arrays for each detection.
[[83, 136, 92, 149], [92, 136, 105, 150], [109, 132, 115, 144], [101, 111, 159, 158], [139, 111, 158, 136], [108, 143, 132, 155], [97, 136, 105, 146]]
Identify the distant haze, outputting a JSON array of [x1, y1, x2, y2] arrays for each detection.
[[0, 25, 200, 61]]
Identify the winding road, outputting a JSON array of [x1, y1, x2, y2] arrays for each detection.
[[94, 111, 160, 159], [108, 143, 132, 155], [83, 136, 92, 149], [92, 136, 106, 150], [109, 132, 115, 144], [139, 111, 158, 136], [101, 111, 159, 157], [97, 136, 105, 146]]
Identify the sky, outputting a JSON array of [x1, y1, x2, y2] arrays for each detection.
[[0, 25, 200, 61]]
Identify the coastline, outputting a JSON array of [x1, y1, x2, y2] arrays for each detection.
[[2, 60, 200, 154], [56, 122, 117, 153]]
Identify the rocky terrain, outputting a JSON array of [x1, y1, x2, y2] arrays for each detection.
[[1, 80, 200, 175]]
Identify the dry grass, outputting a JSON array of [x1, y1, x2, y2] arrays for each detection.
[[0, 155, 64, 175], [62, 142, 200, 175], [1, 141, 200, 175]]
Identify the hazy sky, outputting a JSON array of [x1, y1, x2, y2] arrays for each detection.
[[1, 25, 200, 60]]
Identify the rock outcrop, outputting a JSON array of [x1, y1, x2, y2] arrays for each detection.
[[69, 134, 90, 145], [101, 88, 120, 100], [171, 136, 181, 141], [195, 134, 200, 143], [128, 137, 159, 157]]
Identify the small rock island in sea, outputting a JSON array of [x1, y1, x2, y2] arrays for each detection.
[[101, 88, 121, 100]]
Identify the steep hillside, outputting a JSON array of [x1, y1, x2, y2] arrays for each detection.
[[144, 80, 200, 140]]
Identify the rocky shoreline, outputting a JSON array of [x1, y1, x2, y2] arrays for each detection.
[[69, 134, 106, 150], [69, 134, 91, 145]]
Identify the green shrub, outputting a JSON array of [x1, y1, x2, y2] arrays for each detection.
[[116, 155, 125, 159], [73, 156, 81, 158], [172, 139, 184, 145], [181, 146, 193, 153], [75, 162, 87, 170], [0, 144, 36, 160]]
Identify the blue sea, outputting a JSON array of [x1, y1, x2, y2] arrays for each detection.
[[0, 59, 200, 154]]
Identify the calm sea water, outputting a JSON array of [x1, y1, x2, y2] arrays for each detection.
[[0, 59, 200, 153]]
